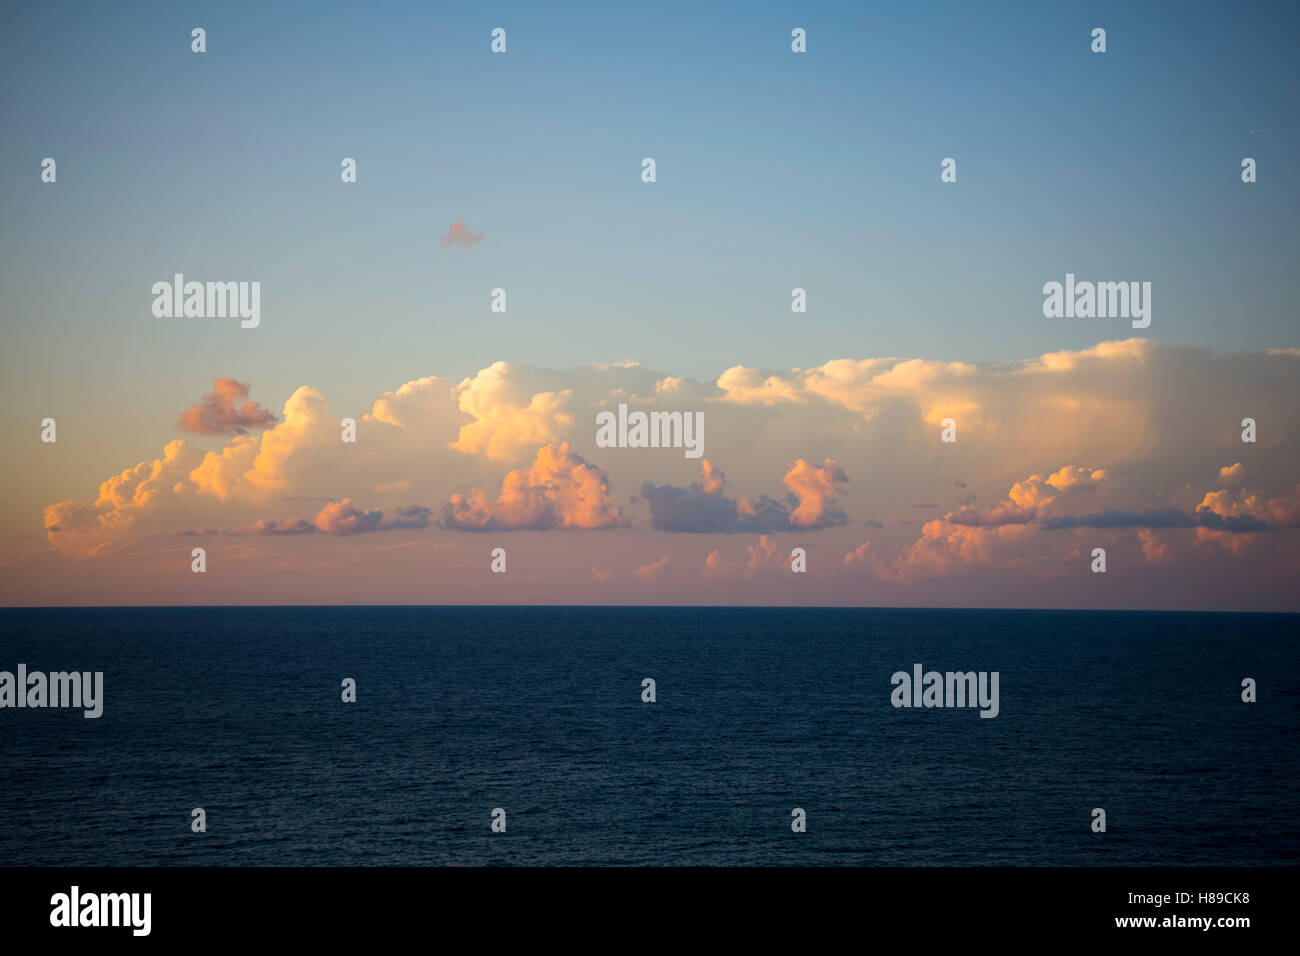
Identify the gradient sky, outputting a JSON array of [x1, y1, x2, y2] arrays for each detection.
[[2, 1, 1297, 608]]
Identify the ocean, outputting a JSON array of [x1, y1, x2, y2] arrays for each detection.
[[0, 606, 1295, 866]]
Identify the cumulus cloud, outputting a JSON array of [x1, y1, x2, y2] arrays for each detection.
[[32, 342, 1300, 612], [44, 439, 205, 556], [1139, 529, 1170, 563], [698, 536, 792, 578], [197, 502, 433, 537], [1218, 462, 1246, 486], [1198, 483, 1300, 528], [640, 458, 848, 533], [874, 465, 1300, 584], [449, 363, 575, 462], [189, 386, 336, 503], [178, 377, 277, 436], [314, 500, 433, 535], [443, 442, 627, 531], [844, 540, 873, 566]]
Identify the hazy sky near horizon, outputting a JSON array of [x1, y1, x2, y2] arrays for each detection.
[[2, 1, 1297, 608]]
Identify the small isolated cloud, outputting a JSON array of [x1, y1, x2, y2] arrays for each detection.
[[702, 549, 736, 577], [1139, 529, 1170, 563], [863, 519, 885, 529], [443, 442, 627, 531], [179, 377, 277, 436], [641, 458, 848, 533], [844, 540, 872, 566], [592, 567, 613, 582], [230, 517, 317, 536], [631, 556, 670, 580], [701, 536, 788, 579], [946, 502, 1036, 527], [218, 502, 433, 537], [439, 220, 484, 249], [314, 499, 433, 535]]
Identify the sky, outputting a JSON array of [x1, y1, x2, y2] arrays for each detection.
[[1, 1, 1297, 608]]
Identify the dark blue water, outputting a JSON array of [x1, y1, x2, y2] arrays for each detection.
[[0, 607, 1295, 866]]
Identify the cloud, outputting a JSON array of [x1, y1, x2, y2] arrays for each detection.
[[189, 386, 336, 503], [640, 458, 848, 533], [631, 556, 670, 580], [744, 535, 785, 576], [876, 465, 1300, 584], [44, 439, 205, 557], [1218, 462, 1246, 486], [698, 536, 791, 578], [448, 363, 575, 462], [1139, 529, 1170, 563], [32, 342, 1300, 613], [443, 442, 627, 531], [231, 517, 317, 536], [197, 502, 433, 537], [945, 502, 1036, 526], [314, 499, 433, 535], [702, 549, 735, 577], [877, 518, 1036, 585], [1198, 483, 1300, 528], [844, 540, 872, 566], [178, 377, 277, 436], [438, 220, 484, 249], [782, 458, 849, 527]]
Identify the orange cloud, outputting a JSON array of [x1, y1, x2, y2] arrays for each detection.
[[844, 540, 872, 566], [189, 386, 335, 503], [782, 457, 849, 527], [44, 439, 204, 557], [443, 442, 627, 531], [632, 556, 670, 580]]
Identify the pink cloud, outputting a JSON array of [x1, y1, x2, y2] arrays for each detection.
[[782, 458, 849, 528], [631, 556, 670, 580], [844, 540, 872, 566], [438, 220, 484, 249], [179, 377, 277, 436]]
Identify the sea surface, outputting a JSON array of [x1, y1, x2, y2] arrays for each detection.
[[0, 606, 1296, 866]]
